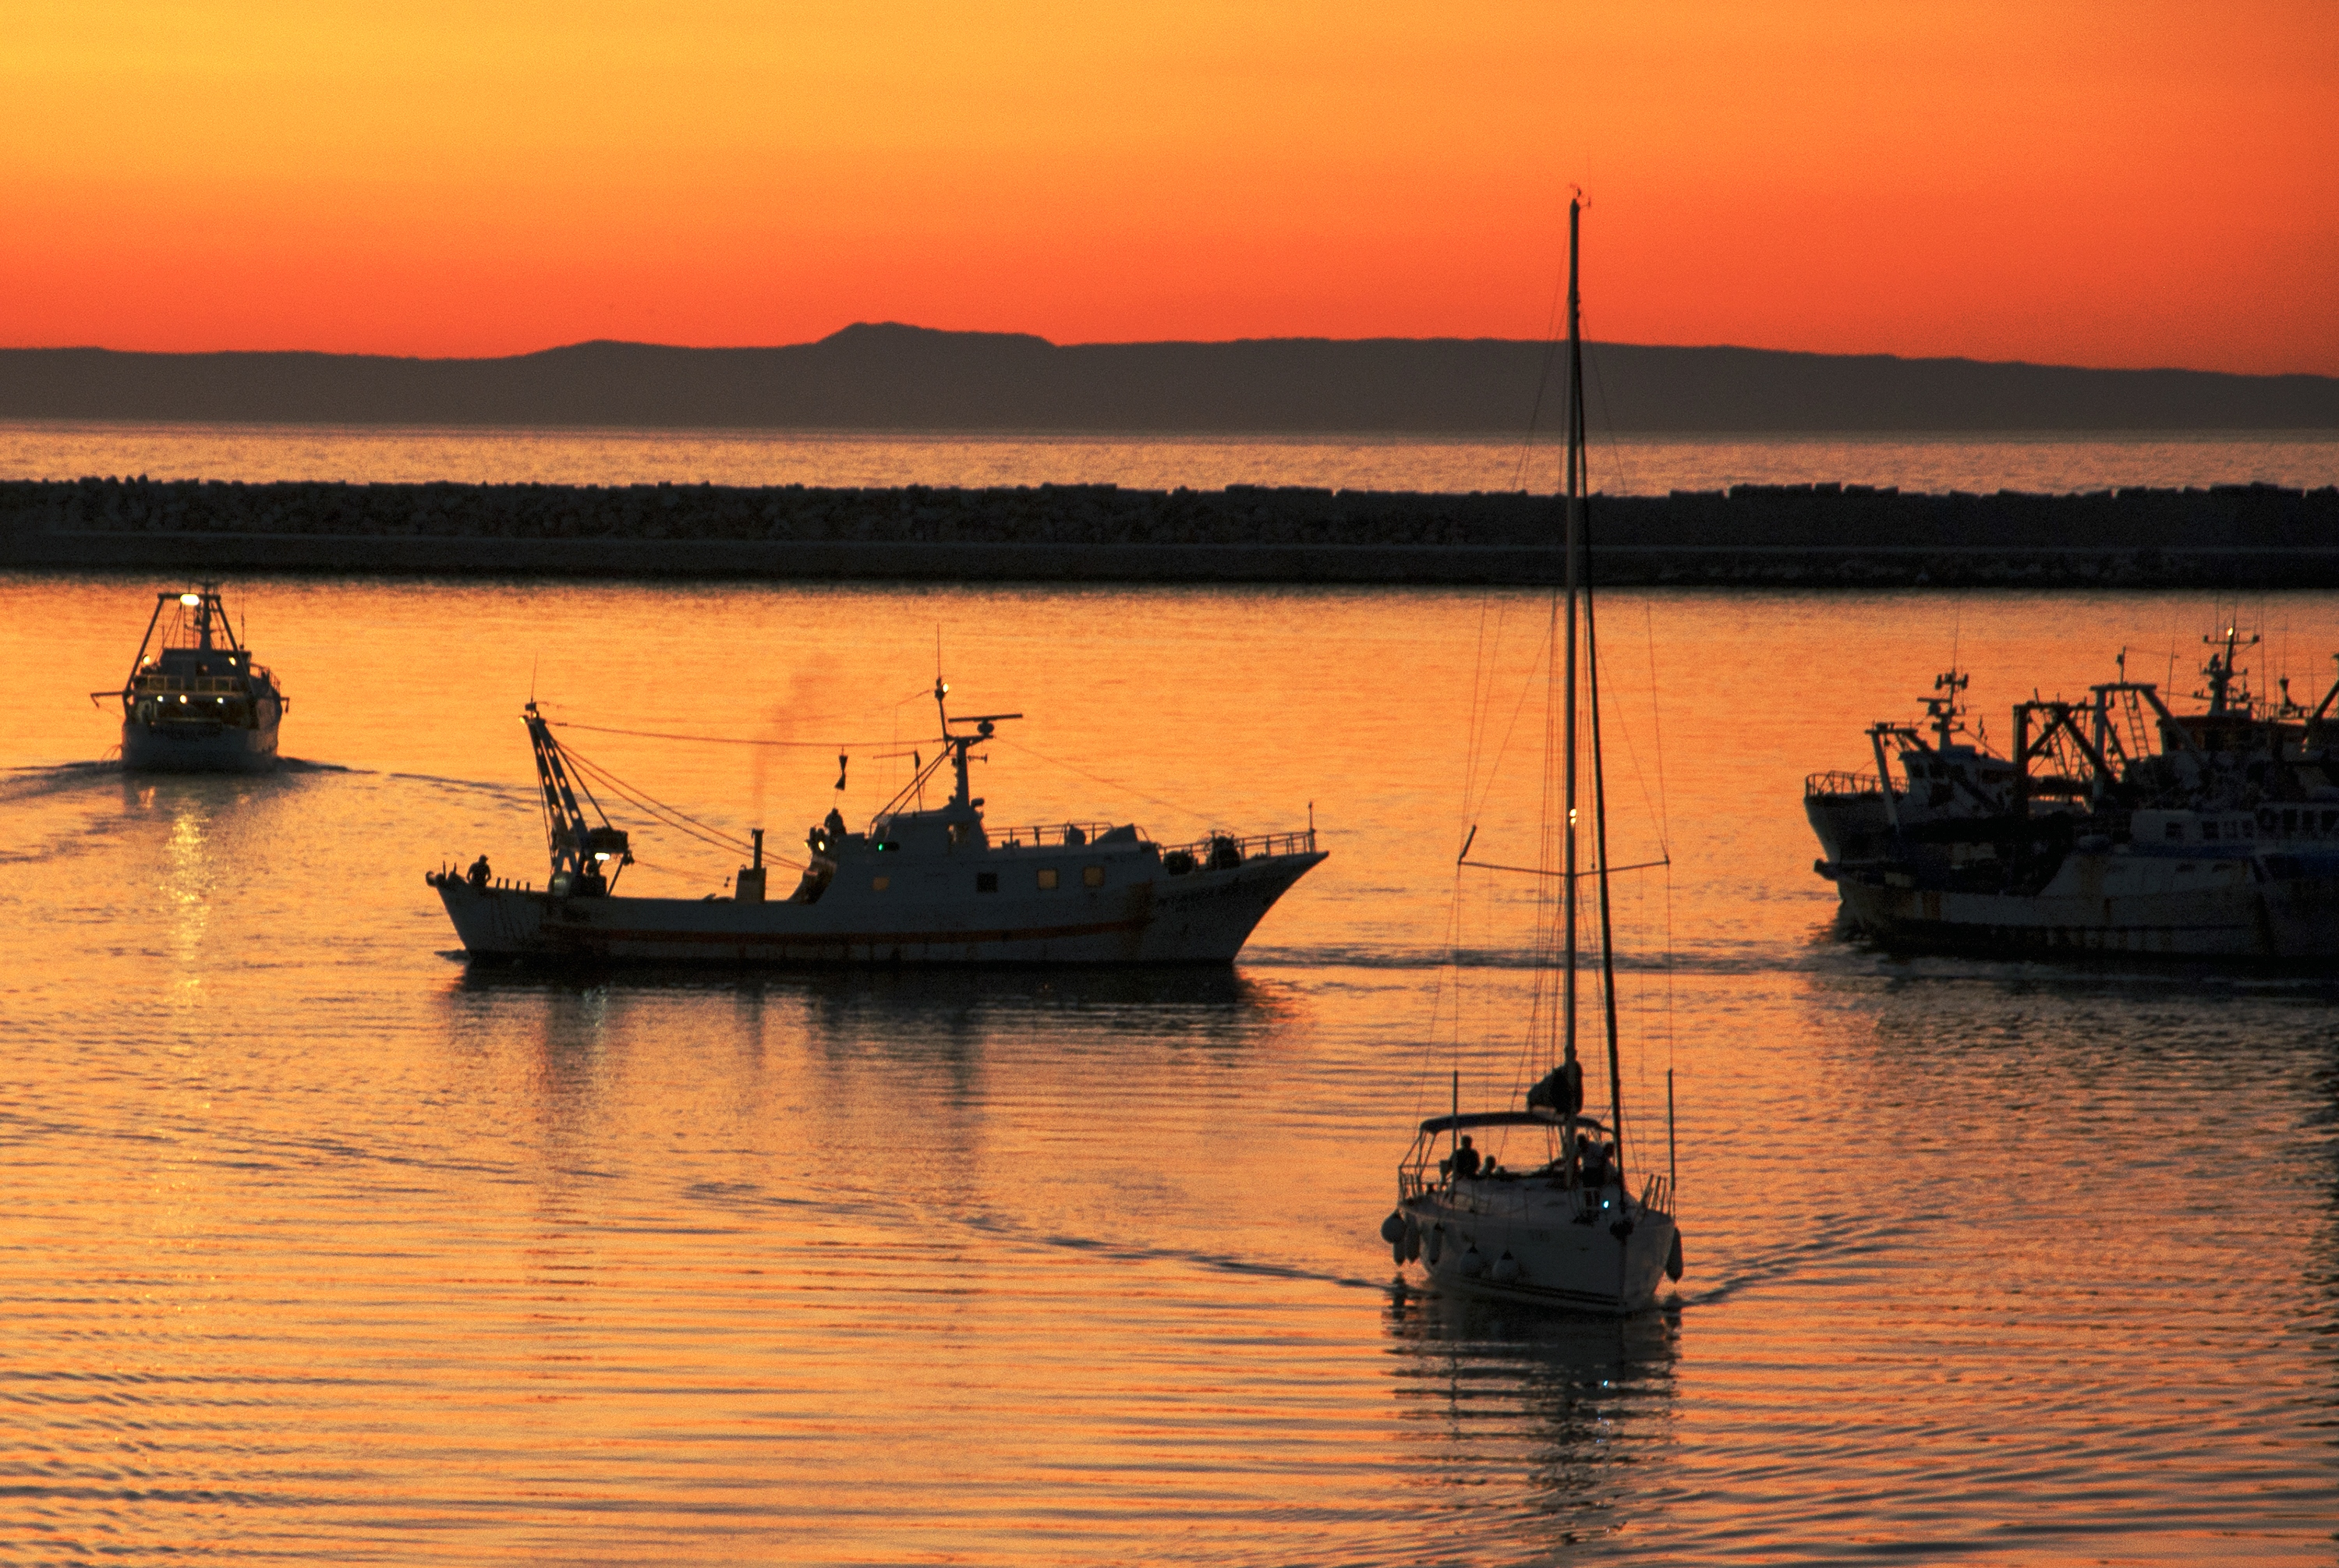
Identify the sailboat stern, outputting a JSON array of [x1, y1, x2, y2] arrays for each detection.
[[1400, 1189, 1679, 1315]]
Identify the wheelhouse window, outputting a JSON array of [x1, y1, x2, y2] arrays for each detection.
[[976, 872, 998, 894], [1036, 868, 1059, 890], [1082, 865, 1105, 887]]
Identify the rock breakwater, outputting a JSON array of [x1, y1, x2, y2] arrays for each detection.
[[5, 477, 2335, 586]]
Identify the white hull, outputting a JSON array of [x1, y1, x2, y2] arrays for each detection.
[[1399, 1187, 1677, 1315], [122, 718, 281, 774], [1833, 841, 2339, 962], [432, 849, 1323, 965]]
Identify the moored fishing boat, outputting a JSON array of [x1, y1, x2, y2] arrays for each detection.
[[426, 684, 1325, 965], [97, 583, 287, 773], [1808, 628, 2339, 961], [1381, 199, 1682, 1315]]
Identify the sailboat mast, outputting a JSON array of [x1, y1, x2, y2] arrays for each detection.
[[1570, 202, 1630, 1184], [1587, 482, 1630, 1186], [1561, 196, 1583, 1070]]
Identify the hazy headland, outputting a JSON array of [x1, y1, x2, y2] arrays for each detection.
[[7, 322, 2337, 433]]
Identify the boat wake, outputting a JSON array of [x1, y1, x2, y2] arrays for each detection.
[[381, 768, 533, 802], [1669, 1209, 1923, 1309], [0, 760, 124, 802], [674, 1175, 1384, 1290], [957, 1209, 1389, 1292]]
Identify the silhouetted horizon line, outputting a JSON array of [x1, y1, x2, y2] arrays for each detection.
[[10, 320, 2337, 384], [5, 323, 2334, 432]]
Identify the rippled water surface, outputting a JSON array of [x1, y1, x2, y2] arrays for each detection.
[[3, 579, 2334, 1563], [2, 420, 2336, 494]]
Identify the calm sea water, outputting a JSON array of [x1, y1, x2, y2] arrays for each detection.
[[2, 577, 2334, 1563], [2, 420, 2336, 494]]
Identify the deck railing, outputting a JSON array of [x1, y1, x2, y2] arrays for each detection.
[[1158, 827, 1320, 867], [1805, 769, 1888, 799], [993, 821, 1132, 850], [1639, 1173, 1672, 1216]]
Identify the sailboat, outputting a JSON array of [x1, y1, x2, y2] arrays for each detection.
[[1378, 199, 1683, 1313]]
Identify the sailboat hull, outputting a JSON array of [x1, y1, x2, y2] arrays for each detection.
[[1400, 1190, 1678, 1315]]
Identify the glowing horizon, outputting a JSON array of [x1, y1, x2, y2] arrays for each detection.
[[4, 1, 2334, 375]]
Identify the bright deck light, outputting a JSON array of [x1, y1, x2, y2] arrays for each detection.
[[179, 593, 201, 606]]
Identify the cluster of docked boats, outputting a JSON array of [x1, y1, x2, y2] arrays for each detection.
[[1806, 628, 2339, 961]]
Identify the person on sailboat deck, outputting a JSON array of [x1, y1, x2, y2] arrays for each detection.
[[1450, 1136, 1481, 1180], [467, 855, 491, 890], [1527, 1049, 1585, 1118]]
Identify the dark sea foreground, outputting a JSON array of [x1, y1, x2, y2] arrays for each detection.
[[3, 578, 2334, 1563]]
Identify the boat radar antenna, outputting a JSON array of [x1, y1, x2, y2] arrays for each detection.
[[931, 678, 1022, 811], [1925, 667, 1970, 748], [2199, 624, 2262, 716]]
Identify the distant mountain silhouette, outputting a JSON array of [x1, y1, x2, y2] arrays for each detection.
[[4, 322, 2334, 432]]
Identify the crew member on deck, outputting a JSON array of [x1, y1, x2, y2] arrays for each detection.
[[467, 854, 492, 890], [1452, 1135, 1481, 1180], [1527, 1047, 1586, 1117]]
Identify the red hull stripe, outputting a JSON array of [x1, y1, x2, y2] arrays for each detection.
[[542, 915, 1154, 947]]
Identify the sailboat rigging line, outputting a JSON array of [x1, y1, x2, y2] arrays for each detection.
[[1586, 493, 1630, 1188], [1468, 614, 1555, 856], [1644, 606, 1671, 856], [1458, 600, 1496, 851], [1584, 340, 1640, 499], [1510, 242, 1573, 491], [548, 720, 890, 749], [1460, 856, 1669, 880], [993, 736, 1209, 826]]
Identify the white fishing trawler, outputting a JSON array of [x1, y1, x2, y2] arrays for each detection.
[[427, 684, 1325, 965], [97, 584, 287, 773], [1808, 628, 2339, 961], [1380, 200, 1683, 1315]]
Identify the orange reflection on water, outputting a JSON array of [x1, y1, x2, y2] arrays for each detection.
[[1, 577, 2334, 1560]]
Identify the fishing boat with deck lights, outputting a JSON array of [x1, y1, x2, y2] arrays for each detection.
[[426, 681, 1325, 965], [96, 583, 287, 773]]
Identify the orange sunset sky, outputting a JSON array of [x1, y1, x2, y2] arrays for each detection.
[[5, 2, 2336, 372]]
